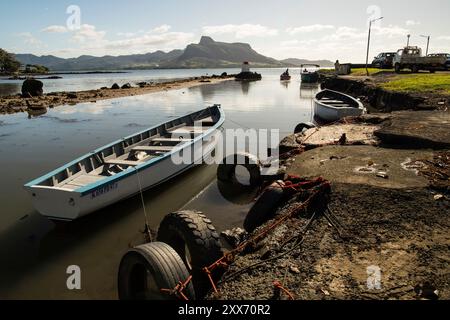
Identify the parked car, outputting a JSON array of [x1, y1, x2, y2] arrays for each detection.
[[393, 46, 447, 73], [372, 52, 396, 69], [427, 53, 450, 70]]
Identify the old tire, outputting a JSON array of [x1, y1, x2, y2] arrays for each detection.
[[157, 211, 223, 299], [244, 183, 285, 233], [294, 122, 316, 134], [118, 242, 195, 300], [217, 153, 262, 186]]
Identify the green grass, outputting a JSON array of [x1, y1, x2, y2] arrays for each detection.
[[350, 68, 393, 76], [380, 74, 450, 94]]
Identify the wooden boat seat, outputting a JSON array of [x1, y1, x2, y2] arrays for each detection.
[[58, 173, 105, 189], [169, 126, 210, 134], [327, 104, 351, 107], [321, 100, 345, 104], [104, 159, 143, 167], [152, 138, 192, 143], [132, 146, 174, 152]]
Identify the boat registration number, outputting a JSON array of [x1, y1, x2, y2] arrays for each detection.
[[91, 183, 118, 199]]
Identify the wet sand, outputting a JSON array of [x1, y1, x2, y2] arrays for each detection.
[[0, 75, 234, 115]]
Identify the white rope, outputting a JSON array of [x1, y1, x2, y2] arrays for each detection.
[[135, 167, 153, 242]]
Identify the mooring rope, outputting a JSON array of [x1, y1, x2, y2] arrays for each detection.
[[135, 167, 153, 242]]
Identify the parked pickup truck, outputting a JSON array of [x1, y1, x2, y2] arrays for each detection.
[[427, 53, 450, 70], [393, 46, 447, 73]]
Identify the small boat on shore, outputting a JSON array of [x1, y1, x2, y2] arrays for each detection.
[[301, 64, 320, 83], [24, 105, 225, 221], [280, 69, 291, 81], [314, 89, 365, 122]]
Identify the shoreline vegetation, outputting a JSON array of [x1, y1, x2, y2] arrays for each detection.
[[0, 74, 234, 115]]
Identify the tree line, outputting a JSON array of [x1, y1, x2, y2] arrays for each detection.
[[1, 48, 49, 74]]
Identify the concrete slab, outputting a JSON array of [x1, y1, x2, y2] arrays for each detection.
[[300, 124, 380, 147], [287, 145, 434, 189], [375, 111, 450, 149]]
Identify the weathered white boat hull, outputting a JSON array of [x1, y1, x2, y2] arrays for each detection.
[[25, 106, 224, 221], [314, 102, 364, 122], [314, 90, 365, 122]]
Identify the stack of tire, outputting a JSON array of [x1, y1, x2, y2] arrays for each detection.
[[118, 211, 224, 300]]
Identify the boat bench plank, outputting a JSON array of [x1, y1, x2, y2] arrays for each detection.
[[104, 159, 143, 167], [320, 100, 345, 104], [325, 104, 351, 107], [132, 146, 174, 152], [170, 127, 210, 134], [152, 138, 192, 143]]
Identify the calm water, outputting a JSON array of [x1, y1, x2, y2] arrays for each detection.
[[0, 68, 319, 299], [0, 69, 241, 96]]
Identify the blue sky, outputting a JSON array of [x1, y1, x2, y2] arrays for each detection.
[[1, 0, 449, 61]]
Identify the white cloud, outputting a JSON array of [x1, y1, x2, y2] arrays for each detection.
[[104, 31, 194, 51], [71, 24, 106, 43], [372, 25, 409, 38], [117, 32, 136, 38], [286, 24, 335, 35], [18, 32, 44, 47], [281, 40, 300, 46], [153, 24, 171, 33], [42, 25, 68, 33], [202, 24, 278, 39], [437, 35, 450, 41], [406, 20, 421, 26]]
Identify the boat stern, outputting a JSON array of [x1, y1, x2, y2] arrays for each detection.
[[24, 185, 83, 221]]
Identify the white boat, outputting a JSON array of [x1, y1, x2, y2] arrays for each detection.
[[314, 89, 365, 122], [24, 105, 225, 221]]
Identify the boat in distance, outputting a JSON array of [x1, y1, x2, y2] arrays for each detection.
[[24, 105, 225, 221], [301, 64, 320, 83], [314, 89, 365, 122]]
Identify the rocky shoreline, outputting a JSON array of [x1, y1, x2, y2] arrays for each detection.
[[208, 111, 449, 300], [0, 74, 234, 115]]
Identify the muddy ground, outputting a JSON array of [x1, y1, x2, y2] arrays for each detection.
[[207, 112, 450, 300], [0, 75, 233, 115], [211, 182, 448, 300]]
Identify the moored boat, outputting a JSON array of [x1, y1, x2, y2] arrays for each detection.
[[301, 64, 320, 83], [280, 69, 291, 81], [24, 105, 225, 221], [314, 89, 365, 122]]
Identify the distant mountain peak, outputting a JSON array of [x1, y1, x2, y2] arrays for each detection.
[[199, 36, 215, 45], [14, 37, 332, 71]]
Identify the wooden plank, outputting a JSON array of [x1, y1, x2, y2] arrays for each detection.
[[152, 138, 192, 143], [104, 159, 142, 167], [132, 146, 174, 152]]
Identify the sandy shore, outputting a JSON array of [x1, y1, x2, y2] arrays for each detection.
[[0, 75, 234, 115]]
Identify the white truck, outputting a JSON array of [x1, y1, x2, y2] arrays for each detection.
[[393, 46, 447, 73]]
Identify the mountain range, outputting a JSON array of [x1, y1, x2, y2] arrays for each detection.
[[14, 36, 334, 71]]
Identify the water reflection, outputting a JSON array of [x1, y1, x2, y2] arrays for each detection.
[[280, 80, 291, 89], [0, 83, 21, 97]]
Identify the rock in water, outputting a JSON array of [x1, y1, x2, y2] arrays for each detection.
[[22, 79, 44, 97], [111, 83, 120, 90], [121, 83, 132, 89]]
